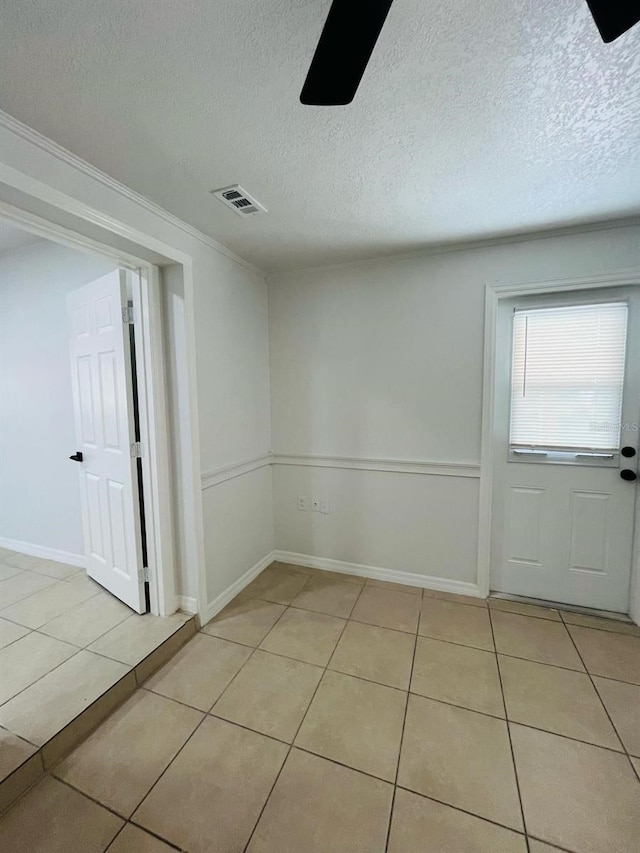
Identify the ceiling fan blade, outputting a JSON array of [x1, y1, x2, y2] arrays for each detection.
[[300, 0, 395, 105], [585, 1, 640, 42]]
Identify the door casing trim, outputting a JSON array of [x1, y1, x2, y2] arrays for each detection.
[[479, 270, 640, 624], [0, 196, 203, 618]]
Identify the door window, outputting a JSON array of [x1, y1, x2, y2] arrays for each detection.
[[509, 302, 628, 461]]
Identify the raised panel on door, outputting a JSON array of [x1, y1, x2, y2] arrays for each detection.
[[84, 471, 105, 563], [569, 490, 611, 575], [76, 355, 97, 447], [507, 487, 544, 566], [98, 350, 122, 451]]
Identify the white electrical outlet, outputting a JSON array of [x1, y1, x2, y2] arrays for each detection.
[[311, 498, 321, 512], [297, 496, 309, 511], [320, 500, 330, 514]]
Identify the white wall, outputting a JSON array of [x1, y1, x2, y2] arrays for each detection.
[[164, 257, 274, 606], [193, 251, 273, 606], [203, 466, 274, 599], [0, 239, 117, 556], [269, 225, 640, 588]]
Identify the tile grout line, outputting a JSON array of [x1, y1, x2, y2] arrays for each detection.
[[57, 619, 206, 821], [0, 644, 88, 711], [558, 608, 639, 636], [0, 573, 60, 609], [240, 577, 365, 853], [34, 601, 136, 650], [36, 742, 540, 851], [562, 617, 640, 783], [209, 578, 639, 770], [238, 590, 639, 660], [50, 686, 209, 819], [487, 607, 530, 853], [124, 819, 185, 851], [85, 570, 353, 852], [57, 711, 210, 835], [167, 631, 636, 759], [112, 818, 184, 852], [383, 587, 422, 852], [118, 591, 306, 835], [100, 819, 128, 851], [52, 775, 184, 851], [0, 626, 35, 654], [0, 576, 103, 629], [394, 782, 532, 842], [1, 556, 85, 581]]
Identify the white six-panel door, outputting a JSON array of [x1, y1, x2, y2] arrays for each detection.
[[491, 288, 640, 613], [67, 270, 146, 613]]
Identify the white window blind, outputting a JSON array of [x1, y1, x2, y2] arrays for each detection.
[[510, 302, 628, 451]]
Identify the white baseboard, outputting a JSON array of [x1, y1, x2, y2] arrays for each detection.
[[177, 596, 199, 615], [199, 547, 482, 628], [201, 550, 276, 626], [0, 537, 86, 568], [274, 549, 483, 599]]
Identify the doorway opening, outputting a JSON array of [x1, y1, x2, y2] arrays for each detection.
[[0, 218, 195, 811]]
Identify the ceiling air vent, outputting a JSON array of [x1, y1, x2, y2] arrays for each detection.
[[211, 185, 267, 217]]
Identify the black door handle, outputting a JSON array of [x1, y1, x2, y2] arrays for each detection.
[[620, 469, 637, 481], [69, 452, 83, 463]]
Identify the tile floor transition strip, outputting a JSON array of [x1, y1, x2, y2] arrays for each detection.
[[0, 615, 196, 815]]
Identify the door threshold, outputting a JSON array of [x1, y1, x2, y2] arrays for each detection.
[[489, 592, 632, 623]]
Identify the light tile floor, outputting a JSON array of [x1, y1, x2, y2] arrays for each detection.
[[1, 560, 639, 852], [0, 549, 193, 806]]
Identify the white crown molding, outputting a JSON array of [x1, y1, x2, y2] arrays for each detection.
[[201, 453, 273, 489], [0, 110, 264, 277], [490, 268, 640, 295], [269, 218, 640, 279], [274, 550, 482, 598], [272, 453, 480, 478]]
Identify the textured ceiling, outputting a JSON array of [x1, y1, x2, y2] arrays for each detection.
[[0, 0, 639, 271], [0, 221, 40, 256]]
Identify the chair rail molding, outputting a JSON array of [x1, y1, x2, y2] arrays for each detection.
[[272, 453, 480, 478], [200, 452, 481, 490], [201, 454, 273, 489]]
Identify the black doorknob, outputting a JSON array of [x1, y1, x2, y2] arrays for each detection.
[[621, 446, 637, 458], [620, 469, 637, 481], [69, 452, 83, 463]]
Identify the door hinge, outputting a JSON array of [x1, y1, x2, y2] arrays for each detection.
[[138, 565, 150, 583], [130, 441, 143, 458], [121, 305, 135, 324]]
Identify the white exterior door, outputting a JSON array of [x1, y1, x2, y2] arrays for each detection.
[[491, 288, 640, 613], [67, 270, 146, 613]]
